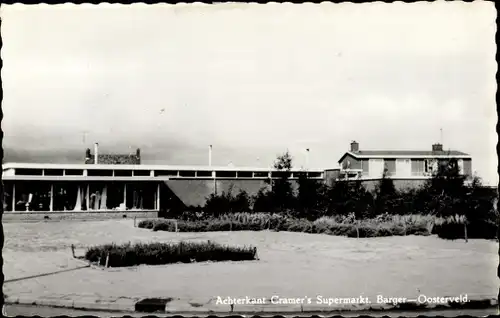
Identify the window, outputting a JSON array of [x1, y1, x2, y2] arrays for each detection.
[[44, 169, 64, 176], [369, 159, 385, 177], [294, 172, 307, 178], [308, 172, 322, 178], [154, 170, 178, 177], [133, 170, 151, 177], [65, 169, 83, 176], [424, 159, 437, 174], [253, 172, 269, 178], [271, 171, 291, 178], [87, 170, 113, 177], [237, 171, 252, 178], [15, 169, 43, 176], [196, 171, 212, 177], [458, 159, 464, 175], [179, 171, 196, 177], [216, 171, 237, 178], [115, 170, 132, 177]]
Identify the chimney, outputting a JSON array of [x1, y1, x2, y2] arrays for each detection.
[[350, 140, 359, 153], [136, 148, 141, 164], [94, 143, 99, 164], [432, 143, 443, 152], [209, 145, 212, 167]]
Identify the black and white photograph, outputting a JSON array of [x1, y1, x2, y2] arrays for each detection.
[[1, 2, 498, 316]]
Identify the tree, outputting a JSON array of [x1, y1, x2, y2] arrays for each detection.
[[372, 168, 398, 216], [421, 157, 468, 217], [232, 190, 251, 212], [268, 150, 296, 212], [462, 175, 498, 238], [204, 192, 231, 216], [204, 185, 252, 215], [296, 172, 327, 219], [252, 188, 275, 212], [324, 179, 373, 218]]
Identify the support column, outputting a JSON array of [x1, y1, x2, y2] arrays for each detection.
[[156, 184, 160, 210], [49, 184, 54, 212], [86, 184, 90, 211], [153, 187, 157, 210], [12, 183, 16, 212], [123, 183, 127, 209]]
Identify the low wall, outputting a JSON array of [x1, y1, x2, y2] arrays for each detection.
[[2, 210, 158, 222]]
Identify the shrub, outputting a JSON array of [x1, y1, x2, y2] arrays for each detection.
[[177, 220, 210, 232], [252, 189, 275, 213], [178, 210, 206, 221], [138, 219, 162, 230], [143, 213, 439, 238], [152, 220, 177, 232], [282, 218, 312, 232], [84, 241, 258, 267], [204, 186, 252, 216], [432, 214, 498, 240]]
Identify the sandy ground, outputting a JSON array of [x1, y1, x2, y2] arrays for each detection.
[[3, 220, 498, 304]]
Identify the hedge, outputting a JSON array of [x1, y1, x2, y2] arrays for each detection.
[[84, 241, 258, 267], [139, 213, 437, 238]]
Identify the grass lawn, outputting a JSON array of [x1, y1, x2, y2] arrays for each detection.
[[3, 220, 498, 306]]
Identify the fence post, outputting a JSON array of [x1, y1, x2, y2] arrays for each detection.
[[134, 216, 136, 227], [230, 221, 233, 232], [105, 253, 110, 268], [71, 244, 76, 258], [464, 223, 468, 243], [175, 220, 178, 233]]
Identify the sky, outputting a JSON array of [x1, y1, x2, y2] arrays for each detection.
[[1, 2, 498, 185]]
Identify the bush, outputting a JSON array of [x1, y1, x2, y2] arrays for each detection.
[[178, 210, 207, 221], [143, 213, 439, 238], [152, 220, 177, 232], [177, 220, 210, 232], [432, 215, 498, 240], [252, 189, 275, 213], [204, 186, 252, 216], [433, 222, 466, 240], [138, 219, 161, 229], [84, 241, 258, 267]]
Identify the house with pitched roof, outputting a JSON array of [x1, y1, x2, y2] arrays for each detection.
[[336, 141, 472, 190]]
